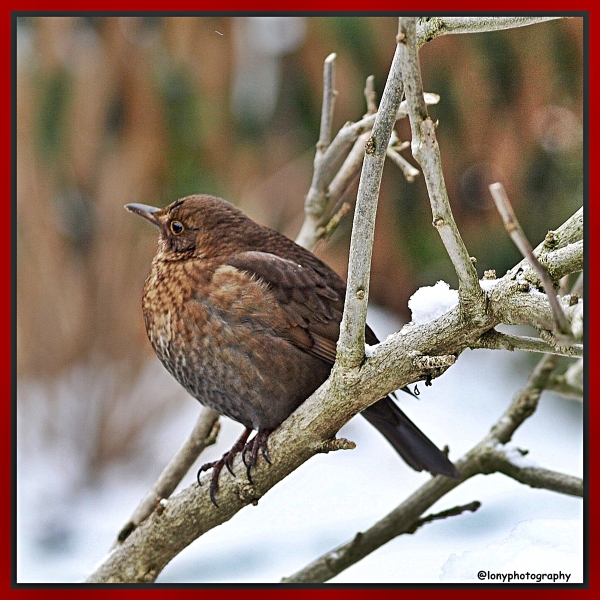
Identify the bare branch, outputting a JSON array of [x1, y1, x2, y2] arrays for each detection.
[[547, 359, 583, 400], [538, 240, 584, 282], [490, 182, 572, 340], [397, 17, 482, 303], [488, 353, 560, 444], [316, 132, 369, 240], [319, 202, 352, 241], [386, 130, 420, 181], [317, 53, 337, 154], [404, 501, 481, 535], [296, 92, 440, 250], [535, 207, 583, 251], [564, 357, 584, 388], [281, 474, 465, 583], [488, 285, 581, 333], [364, 74, 377, 114], [336, 21, 407, 369], [297, 54, 338, 250], [483, 446, 583, 497], [470, 329, 583, 358], [486, 207, 583, 336], [416, 16, 565, 45]]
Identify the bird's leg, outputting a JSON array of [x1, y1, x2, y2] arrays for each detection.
[[197, 427, 252, 507], [242, 428, 273, 484]]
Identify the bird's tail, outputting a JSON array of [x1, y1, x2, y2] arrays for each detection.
[[360, 396, 460, 478]]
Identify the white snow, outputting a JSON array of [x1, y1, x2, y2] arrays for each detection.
[[479, 278, 499, 292], [502, 444, 541, 469], [408, 281, 459, 325], [440, 518, 583, 583]]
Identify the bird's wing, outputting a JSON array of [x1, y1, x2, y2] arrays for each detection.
[[225, 250, 344, 364]]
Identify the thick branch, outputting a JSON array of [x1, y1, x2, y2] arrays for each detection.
[[337, 23, 406, 369], [515, 207, 583, 275], [488, 283, 582, 333], [513, 237, 583, 293]]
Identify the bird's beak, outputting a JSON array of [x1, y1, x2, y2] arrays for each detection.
[[124, 203, 163, 229]]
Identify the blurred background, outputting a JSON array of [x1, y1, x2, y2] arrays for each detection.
[[15, 16, 584, 583]]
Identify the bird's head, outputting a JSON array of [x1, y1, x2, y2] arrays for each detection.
[[125, 194, 256, 260]]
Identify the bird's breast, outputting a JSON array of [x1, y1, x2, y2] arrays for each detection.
[[141, 258, 284, 380]]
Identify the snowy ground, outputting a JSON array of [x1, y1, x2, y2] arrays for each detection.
[[16, 309, 584, 584]]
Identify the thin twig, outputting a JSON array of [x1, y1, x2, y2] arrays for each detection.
[[483, 446, 583, 497], [386, 130, 420, 182], [317, 53, 337, 154], [295, 92, 440, 249], [416, 16, 565, 46], [115, 407, 221, 545], [470, 329, 583, 357], [547, 358, 583, 400], [404, 501, 481, 535], [325, 132, 367, 201], [547, 379, 583, 401], [397, 17, 482, 302], [297, 54, 339, 249], [364, 75, 377, 114], [489, 182, 572, 340], [564, 357, 584, 387], [319, 202, 352, 241]]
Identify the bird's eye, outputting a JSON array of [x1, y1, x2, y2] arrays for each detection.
[[170, 221, 184, 235]]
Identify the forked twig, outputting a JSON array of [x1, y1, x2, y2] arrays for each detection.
[[489, 182, 572, 340]]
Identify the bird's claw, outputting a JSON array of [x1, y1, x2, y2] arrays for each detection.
[[196, 427, 273, 505], [197, 427, 252, 507], [243, 429, 273, 483]]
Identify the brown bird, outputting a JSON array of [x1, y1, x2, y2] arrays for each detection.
[[126, 194, 459, 505]]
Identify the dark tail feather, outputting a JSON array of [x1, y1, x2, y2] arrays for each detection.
[[360, 395, 460, 478]]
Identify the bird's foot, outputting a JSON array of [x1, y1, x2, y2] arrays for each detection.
[[197, 427, 252, 507], [242, 428, 273, 484]]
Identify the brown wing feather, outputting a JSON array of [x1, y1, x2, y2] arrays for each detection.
[[226, 251, 344, 364]]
